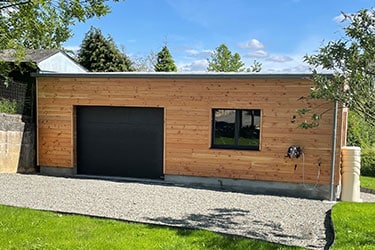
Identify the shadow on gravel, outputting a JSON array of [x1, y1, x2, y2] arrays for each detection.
[[145, 207, 307, 245], [146, 208, 249, 230]]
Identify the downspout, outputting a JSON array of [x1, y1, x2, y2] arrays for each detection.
[[329, 100, 338, 201]]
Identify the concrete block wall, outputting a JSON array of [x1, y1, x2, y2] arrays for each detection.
[[0, 113, 35, 173]]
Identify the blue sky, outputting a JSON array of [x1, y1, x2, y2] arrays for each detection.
[[64, 0, 374, 72]]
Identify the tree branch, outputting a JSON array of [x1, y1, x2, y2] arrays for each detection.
[[0, 0, 31, 10]]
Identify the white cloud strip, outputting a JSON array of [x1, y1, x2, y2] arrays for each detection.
[[239, 39, 265, 50]]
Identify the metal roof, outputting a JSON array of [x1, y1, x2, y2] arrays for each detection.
[[0, 49, 61, 63]]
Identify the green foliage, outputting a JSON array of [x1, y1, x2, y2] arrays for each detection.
[[347, 111, 375, 176], [0, 0, 123, 79], [0, 205, 300, 250], [331, 202, 375, 249], [295, 107, 323, 129], [347, 111, 375, 148], [77, 27, 134, 72], [154, 45, 177, 72], [207, 44, 262, 72], [361, 148, 375, 177], [207, 44, 245, 72], [304, 9, 375, 128], [0, 0, 119, 50], [247, 60, 262, 73], [0, 98, 18, 114], [361, 176, 375, 190]]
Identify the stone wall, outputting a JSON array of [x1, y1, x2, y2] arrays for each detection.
[[0, 113, 35, 173]]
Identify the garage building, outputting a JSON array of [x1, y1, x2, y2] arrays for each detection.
[[36, 73, 346, 199]]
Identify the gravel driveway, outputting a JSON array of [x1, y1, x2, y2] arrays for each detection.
[[0, 174, 373, 249]]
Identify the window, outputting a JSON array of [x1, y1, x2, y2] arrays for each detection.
[[212, 109, 261, 150]]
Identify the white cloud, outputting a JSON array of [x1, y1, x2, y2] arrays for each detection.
[[186, 49, 212, 58], [245, 50, 269, 58], [239, 39, 265, 50], [267, 55, 293, 62], [254, 54, 311, 73], [178, 59, 207, 72]]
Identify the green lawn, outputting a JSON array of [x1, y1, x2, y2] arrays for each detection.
[[361, 176, 375, 190], [0, 205, 302, 250], [331, 202, 375, 249]]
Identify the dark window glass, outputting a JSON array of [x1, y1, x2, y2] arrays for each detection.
[[213, 110, 236, 146], [212, 109, 261, 150]]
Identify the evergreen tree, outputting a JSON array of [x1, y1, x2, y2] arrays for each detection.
[[154, 46, 177, 72], [207, 44, 244, 72], [77, 27, 134, 72], [207, 44, 262, 72]]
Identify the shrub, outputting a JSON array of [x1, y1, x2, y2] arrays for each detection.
[[0, 98, 19, 114], [347, 111, 375, 148], [346, 111, 375, 177], [361, 148, 375, 177]]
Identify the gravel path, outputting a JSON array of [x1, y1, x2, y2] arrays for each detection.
[[0, 174, 374, 249]]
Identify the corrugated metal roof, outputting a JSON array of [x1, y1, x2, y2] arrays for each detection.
[[0, 49, 60, 63]]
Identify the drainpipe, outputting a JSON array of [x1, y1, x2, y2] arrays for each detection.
[[329, 101, 338, 201]]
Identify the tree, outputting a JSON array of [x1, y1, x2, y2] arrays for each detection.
[[154, 46, 177, 72], [304, 9, 375, 128], [77, 27, 134, 72], [207, 44, 262, 72], [0, 0, 123, 78], [0, 0, 119, 50], [132, 51, 157, 72], [207, 44, 244, 72], [247, 60, 262, 73]]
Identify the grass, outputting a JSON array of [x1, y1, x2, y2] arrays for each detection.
[[0, 205, 302, 250], [331, 202, 375, 249], [361, 176, 375, 190]]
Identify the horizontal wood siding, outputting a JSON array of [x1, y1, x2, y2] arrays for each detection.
[[37, 77, 343, 185]]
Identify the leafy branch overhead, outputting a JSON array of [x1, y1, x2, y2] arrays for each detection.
[[304, 9, 375, 128], [1, 0, 124, 79], [0, 0, 121, 50]]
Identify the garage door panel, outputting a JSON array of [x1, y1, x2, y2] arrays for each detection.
[[77, 106, 164, 179]]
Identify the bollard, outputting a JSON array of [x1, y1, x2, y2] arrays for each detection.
[[341, 146, 362, 202]]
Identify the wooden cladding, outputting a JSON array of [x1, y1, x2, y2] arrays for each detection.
[[37, 76, 343, 185]]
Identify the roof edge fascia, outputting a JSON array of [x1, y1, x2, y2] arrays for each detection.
[[34, 72, 333, 79]]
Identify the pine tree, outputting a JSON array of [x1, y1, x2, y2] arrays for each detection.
[[207, 44, 244, 72], [154, 46, 177, 72], [77, 27, 134, 72], [207, 43, 262, 72]]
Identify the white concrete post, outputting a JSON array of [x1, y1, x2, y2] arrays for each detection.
[[341, 146, 362, 202]]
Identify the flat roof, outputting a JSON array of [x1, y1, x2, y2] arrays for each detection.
[[35, 71, 331, 79]]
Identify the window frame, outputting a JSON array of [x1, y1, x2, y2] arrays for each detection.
[[211, 108, 261, 151]]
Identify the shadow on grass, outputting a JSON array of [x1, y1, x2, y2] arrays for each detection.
[[143, 222, 302, 250]]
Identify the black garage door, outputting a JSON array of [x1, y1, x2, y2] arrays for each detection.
[[77, 106, 164, 179]]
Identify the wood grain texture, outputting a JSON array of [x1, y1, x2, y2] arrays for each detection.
[[37, 77, 344, 185]]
